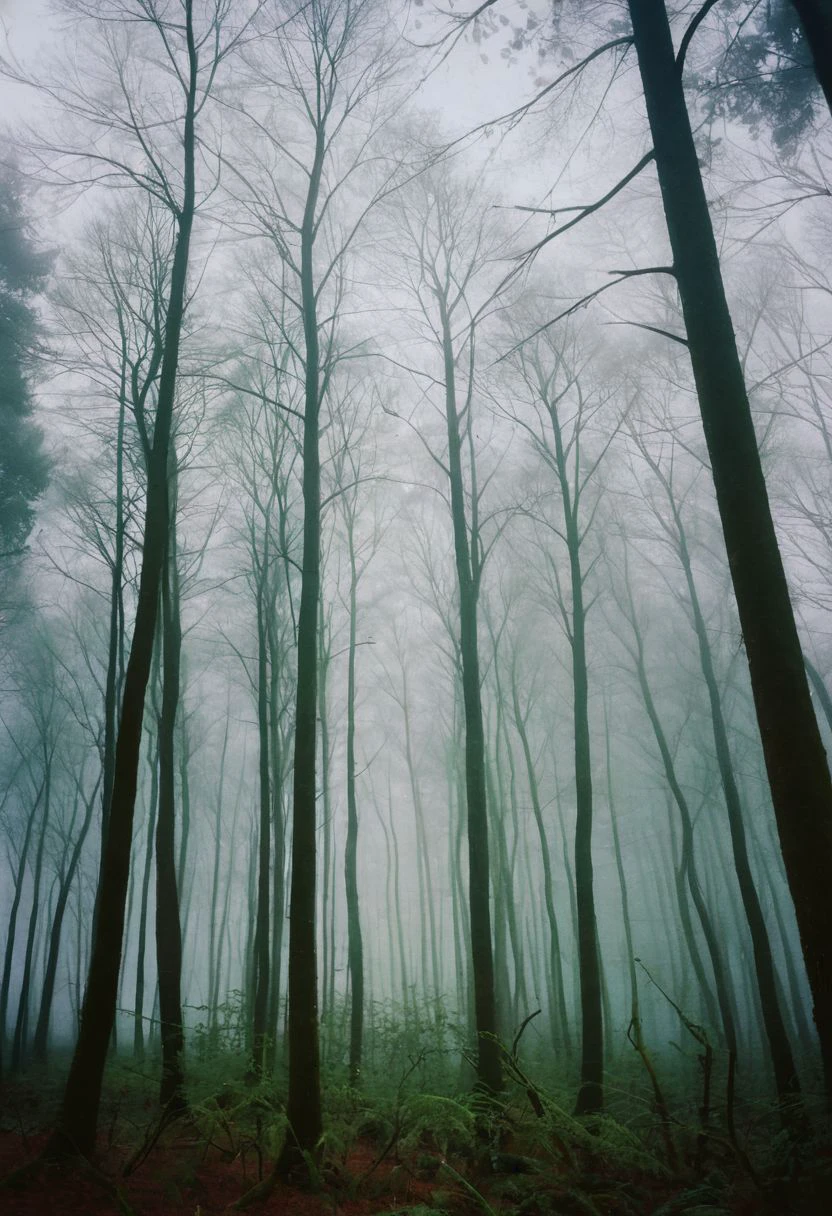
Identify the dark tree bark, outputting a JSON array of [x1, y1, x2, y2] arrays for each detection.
[[0, 771, 43, 1079], [318, 604, 335, 1029], [517, 349, 603, 1114], [176, 705, 192, 940], [437, 288, 501, 1095], [11, 754, 51, 1071], [155, 480, 186, 1111], [344, 513, 364, 1088], [243, 818, 258, 1054], [88, 225, 162, 966], [628, 0, 832, 1106], [276, 115, 326, 1179], [569, 536, 601, 1116], [251, 552, 272, 1074], [266, 613, 287, 1072], [95, 378, 126, 942], [207, 711, 230, 1044], [47, 2, 199, 1157], [394, 174, 504, 1092]]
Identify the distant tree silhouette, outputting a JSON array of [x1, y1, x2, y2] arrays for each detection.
[[0, 165, 49, 578]]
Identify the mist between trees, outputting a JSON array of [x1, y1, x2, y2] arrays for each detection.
[[2, 0, 832, 1208]]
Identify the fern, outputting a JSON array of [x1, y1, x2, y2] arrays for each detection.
[[400, 1093, 476, 1157]]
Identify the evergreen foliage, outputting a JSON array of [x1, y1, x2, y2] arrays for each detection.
[[0, 165, 50, 562], [701, 0, 820, 151]]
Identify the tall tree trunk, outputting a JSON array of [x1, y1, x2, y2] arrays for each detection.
[[492, 696, 529, 1025], [656, 829, 692, 1008], [750, 827, 815, 1056], [570, 544, 602, 1113], [447, 750, 469, 1025], [318, 605, 334, 1029], [370, 790, 399, 1015], [597, 928, 613, 1065], [485, 753, 512, 1031], [540, 391, 602, 1113], [95, 378, 126, 945], [48, 4, 198, 1157], [345, 523, 364, 1088], [530, 358, 603, 1109], [119, 846, 137, 1044], [11, 755, 51, 1071], [33, 773, 99, 1061], [628, 0, 832, 1105], [665, 798, 718, 1030], [135, 716, 160, 1062], [511, 664, 571, 1056], [438, 295, 501, 1095], [251, 567, 272, 1074], [214, 767, 245, 1029], [277, 122, 326, 1179], [207, 713, 230, 1041], [155, 485, 186, 1111], [388, 775, 411, 1019], [267, 618, 286, 1071], [176, 705, 192, 941], [243, 816, 258, 1053], [553, 771, 580, 1030], [0, 774, 43, 1079], [671, 506, 800, 1107], [605, 715, 637, 1031], [628, 603, 739, 1061], [73, 881, 84, 1035]]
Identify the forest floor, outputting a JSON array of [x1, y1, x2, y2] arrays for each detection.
[[2, 1055, 832, 1215], [0, 1130, 444, 1216]]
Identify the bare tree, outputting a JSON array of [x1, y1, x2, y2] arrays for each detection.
[[631, 422, 801, 1111], [18, 0, 253, 1159], [626, 0, 832, 1104], [507, 321, 619, 1114], [215, 286, 301, 1073], [223, 0, 409, 1174], [384, 169, 517, 1095], [328, 395, 384, 1087]]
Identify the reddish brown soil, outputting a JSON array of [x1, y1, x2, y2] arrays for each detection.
[[0, 1131, 444, 1216], [3, 1125, 829, 1214]]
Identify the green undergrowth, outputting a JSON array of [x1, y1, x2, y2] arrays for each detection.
[[2, 998, 831, 1213]]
